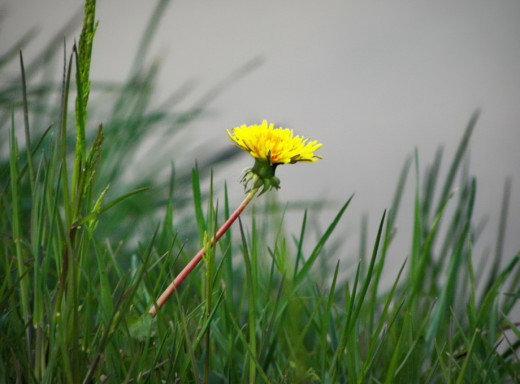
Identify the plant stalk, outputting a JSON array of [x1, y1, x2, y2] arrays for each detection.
[[149, 188, 258, 316]]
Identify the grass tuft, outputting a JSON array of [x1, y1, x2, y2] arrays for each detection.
[[1, 1, 519, 383]]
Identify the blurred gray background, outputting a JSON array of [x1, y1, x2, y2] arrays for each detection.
[[2, 0, 519, 277]]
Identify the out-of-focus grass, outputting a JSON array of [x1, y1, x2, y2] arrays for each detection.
[[1, 1, 519, 383]]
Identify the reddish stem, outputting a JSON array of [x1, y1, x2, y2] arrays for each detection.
[[149, 189, 257, 317]]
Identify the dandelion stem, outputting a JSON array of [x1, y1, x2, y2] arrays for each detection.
[[149, 188, 258, 316]]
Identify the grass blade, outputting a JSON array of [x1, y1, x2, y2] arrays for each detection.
[[295, 195, 353, 286]]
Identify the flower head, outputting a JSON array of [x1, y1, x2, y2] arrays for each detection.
[[227, 120, 322, 165], [228, 121, 322, 194]]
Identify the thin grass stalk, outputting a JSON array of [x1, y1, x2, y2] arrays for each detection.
[[361, 261, 407, 382], [292, 209, 308, 279], [238, 217, 257, 384], [426, 178, 476, 354], [482, 178, 511, 297], [128, 0, 171, 78], [19, 51, 35, 190], [204, 172, 216, 383], [54, 46, 74, 309], [410, 150, 422, 288], [351, 211, 386, 329], [320, 260, 340, 375], [227, 306, 270, 382], [294, 195, 353, 286], [9, 111, 32, 371], [383, 313, 406, 384], [435, 111, 478, 217], [331, 269, 359, 381], [31, 158, 48, 381], [421, 147, 443, 226], [259, 277, 285, 373]]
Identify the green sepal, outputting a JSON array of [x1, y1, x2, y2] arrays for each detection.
[[241, 157, 280, 195]]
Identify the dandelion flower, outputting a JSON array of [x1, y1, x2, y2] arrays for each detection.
[[149, 120, 323, 316], [227, 120, 322, 193]]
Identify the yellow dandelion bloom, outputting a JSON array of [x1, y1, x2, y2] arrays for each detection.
[[228, 121, 322, 194], [227, 120, 322, 165]]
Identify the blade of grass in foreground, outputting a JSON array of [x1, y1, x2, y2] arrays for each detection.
[[330, 210, 386, 383], [239, 216, 258, 384], [482, 178, 511, 298], [83, 228, 158, 383], [9, 111, 32, 370], [426, 178, 476, 352], [294, 195, 353, 286], [19, 52, 35, 189], [320, 260, 340, 375], [368, 155, 411, 334], [192, 165, 206, 245], [363, 260, 407, 383], [435, 110, 478, 216]]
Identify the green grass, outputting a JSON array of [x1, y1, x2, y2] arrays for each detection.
[[1, 1, 519, 383]]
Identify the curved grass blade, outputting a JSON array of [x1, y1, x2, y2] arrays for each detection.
[[295, 195, 353, 286]]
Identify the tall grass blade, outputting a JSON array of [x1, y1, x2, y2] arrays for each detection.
[[435, 110, 479, 216], [295, 195, 353, 286], [426, 178, 476, 351], [19, 51, 35, 188], [482, 178, 511, 297], [192, 165, 206, 244], [128, 0, 171, 78], [238, 217, 257, 384], [9, 111, 32, 368]]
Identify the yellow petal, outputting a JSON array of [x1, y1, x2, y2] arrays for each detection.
[[227, 121, 322, 165]]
